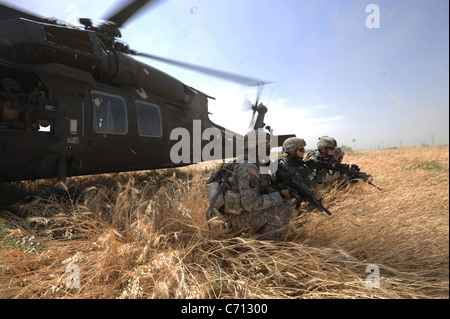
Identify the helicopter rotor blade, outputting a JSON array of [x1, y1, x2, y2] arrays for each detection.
[[245, 84, 266, 131], [255, 85, 264, 106], [243, 96, 257, 131], [130, 50, 270, 87], [247, 110, 257, 132], [103, 0, 160, 27], [242, 95, 253, 112]]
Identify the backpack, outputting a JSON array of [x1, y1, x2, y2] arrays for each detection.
[[205, 161, 237, 222]]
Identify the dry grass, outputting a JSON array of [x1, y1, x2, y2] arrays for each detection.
[[0, 146, 448, 299]]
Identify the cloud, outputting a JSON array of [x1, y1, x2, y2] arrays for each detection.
[[204, 84, 347, 147]]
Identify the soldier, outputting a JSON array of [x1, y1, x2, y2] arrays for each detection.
[[207, 129, 293, 241], [334, 147, 345, 163], [278, 137, 313, 186], [304, 136, 340, 185], [92, 94, 115, 134]]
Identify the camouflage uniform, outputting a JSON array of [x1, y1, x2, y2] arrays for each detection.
[[224, 162, 293, 241], [305, 136, 340, 185], [278, 137, 313, 186], [334, 147, 345, 162], [278, 156, 313, 187]]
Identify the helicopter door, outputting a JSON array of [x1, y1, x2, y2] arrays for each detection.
[[84, 90, 130, 174]]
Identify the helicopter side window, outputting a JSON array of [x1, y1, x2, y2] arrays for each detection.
[[136, 102, 162, 137], [92, 91, 127, 135]]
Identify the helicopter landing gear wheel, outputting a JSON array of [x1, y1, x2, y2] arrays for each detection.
[[28, 156, 84, 204], [35, 183, 84, 204]]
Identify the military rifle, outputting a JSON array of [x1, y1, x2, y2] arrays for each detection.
[[274, 160, 332, 216], [304, 160, 382, 191]]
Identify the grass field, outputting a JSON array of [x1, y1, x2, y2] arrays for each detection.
[[0, 145, 448, 299]]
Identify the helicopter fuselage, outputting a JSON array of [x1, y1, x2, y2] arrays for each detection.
[[0, 17, 228, 182]]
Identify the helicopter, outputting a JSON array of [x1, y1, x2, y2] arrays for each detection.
[[0, 0, 293, 204]]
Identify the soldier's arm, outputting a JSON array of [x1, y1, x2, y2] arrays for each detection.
[[235, 164, 283, 212]]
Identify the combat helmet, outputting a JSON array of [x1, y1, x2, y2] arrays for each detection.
[[282, 137, 306, 153], [335, 147, 345, 156], [317, 136, 337, 149]]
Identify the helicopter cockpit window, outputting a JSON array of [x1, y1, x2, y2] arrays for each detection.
[[92, 91, 127, 135], [136, 102, 162, 137]]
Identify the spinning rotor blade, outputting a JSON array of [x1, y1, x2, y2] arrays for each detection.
[[255, 85, 264, 106], [104, 0, 270, 87], [130, 51, 270, 87], [247, 111, 257, 132], [242, 95, 253, 112], [246, 85, 266, 131], [103, 0, 159, 27]]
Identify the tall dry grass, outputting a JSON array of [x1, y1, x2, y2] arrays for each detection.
[[0, 145, 448, 299]]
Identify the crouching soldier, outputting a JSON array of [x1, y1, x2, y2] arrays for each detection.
[[279, 137, 313, 187], [304, 136, 341, 185], [206, 130, 293, 241]]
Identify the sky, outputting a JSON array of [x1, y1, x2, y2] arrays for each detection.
[[1, 0, 449, 150]]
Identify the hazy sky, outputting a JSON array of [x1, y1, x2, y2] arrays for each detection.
[[2, 0, 449, 150]]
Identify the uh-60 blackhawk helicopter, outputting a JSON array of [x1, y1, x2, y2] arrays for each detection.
[[0, 0, 294, 205]]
